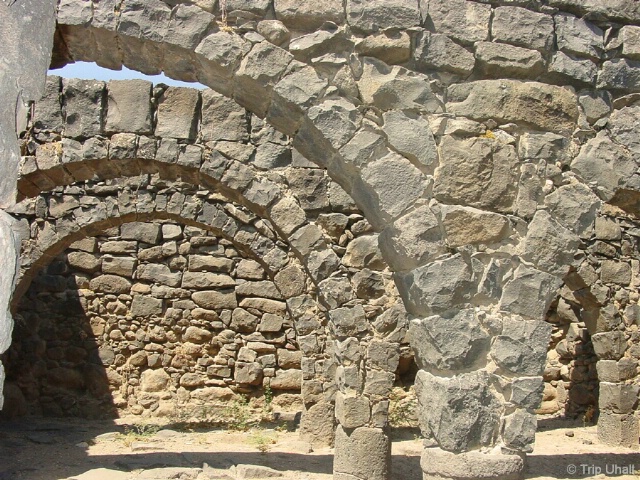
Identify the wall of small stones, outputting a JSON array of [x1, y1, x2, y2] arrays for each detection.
[[538, 203, 640, 433], [7, 1, 640, 476], [12, 73, 637, 432], [541, 296, 598, 417], [5, 218, 307, 419], [6, 160, 405, 429]]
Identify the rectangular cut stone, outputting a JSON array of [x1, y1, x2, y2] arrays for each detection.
[[598, 59, 640, 92], [201, 89, 248, 142], [106, 79, 152, 134], [121, 222, 160, 244], [395, 255, 473, 317], [155, 87, 200, 140], [491, 318, 551, 375], [335, 393, 371, 428], [357, 151, 425, 226], [499, 264, 561, 321], [181, 272, 236, 289], [546, 52, 597, 86], [426, 0, 491, 44], [119, 34, 163, 76], [108, 133, 136, 160], [227, 0, 272, 16], [275, 0, 344, 30], [548, 0, 640, 23], [475, 42, 544, 78], [62, 78, 105, 138], [267, 67, 327, 136], [346, 0, 420, 33], [163, 45, 199, 83], [357, 59, 443, 113], [621, 26, 640, 59], [164, 4, 215, 50], [116, 0, 170, 42], [413, 32, 475, 75], [447, 80, 578, 134], [433, 136, 518, 213], [177, 145, 203, 170], [555, 12, 603, 59], [195, 31, 248, 98], [57, 0, 92, 26], [492, 7, 554, 51], [92, 27, 124, 71], [58, 24, 98, 64], [599, 383, 640, 414], [92, 0, 118, 29], [33, 76, 63, 132], [137, 136, 156, 160], [234, 42, 293, 117], [102, 256, 137, 277], [597, 412, 639, 448]]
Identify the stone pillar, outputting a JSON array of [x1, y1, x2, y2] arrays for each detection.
[[0, 0, 57, 408], [299, 349, 336, 448], [330, 306, 397, 480], [408, 304, 552, 480], [0, 210, 20, 410], [288, 292, 337, 447], [592, 332, 640, 448], [597, 382, 640, 449]]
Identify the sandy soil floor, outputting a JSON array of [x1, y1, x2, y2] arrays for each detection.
[[0, 416, 637, 479]]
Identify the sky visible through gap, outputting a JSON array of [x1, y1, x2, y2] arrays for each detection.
[[50, 61, 207, 89]]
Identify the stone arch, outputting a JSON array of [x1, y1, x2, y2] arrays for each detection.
[[14, 68, 412, 472], [14, 192, 305, 306], [2, 2, 640, 479], [8, 189, 326, 417]]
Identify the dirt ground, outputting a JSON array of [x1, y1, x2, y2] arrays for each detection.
[[0, 416, 637, 480]]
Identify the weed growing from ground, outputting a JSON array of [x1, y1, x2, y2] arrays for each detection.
[[119, 423, 161, 447], [249, 429, 277, 454], [223, 396, 253, 431]]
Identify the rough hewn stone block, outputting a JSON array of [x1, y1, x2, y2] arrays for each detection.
[[155, 87, 200, 140]]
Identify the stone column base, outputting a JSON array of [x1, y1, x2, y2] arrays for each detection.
[[334, 425, 390, 480], [598, 412, 639, 449], [421, 447, 525, 480], [299, 401, 336, 447]]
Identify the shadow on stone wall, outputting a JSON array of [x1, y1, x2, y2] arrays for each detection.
[[1, 258, 117, 420]]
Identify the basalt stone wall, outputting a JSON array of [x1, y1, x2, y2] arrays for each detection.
[[6, 217, 308, 420], [3, 1, 640, 479], [538, 202, 640, 431], [541, 297, 599, 417], [7, 81, 407, 440]]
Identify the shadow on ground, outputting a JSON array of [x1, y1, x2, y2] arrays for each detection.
[[0, 417, 423, 480]]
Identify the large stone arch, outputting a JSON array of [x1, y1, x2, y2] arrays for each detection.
[[2, 1, 640, 479], [12, 79, 409, 457]]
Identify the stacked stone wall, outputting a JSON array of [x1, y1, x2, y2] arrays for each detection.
[[11, 62, 640, 461], [3, 1, 640, 479], [6, 217, 308, 419], [6, 85, 406, 426]]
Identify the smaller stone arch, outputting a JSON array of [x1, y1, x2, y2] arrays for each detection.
[[10, 168, 410, 463], [8, 180, 338, 431]]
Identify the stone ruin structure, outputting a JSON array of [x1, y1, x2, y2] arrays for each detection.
[[2, 0, 640, 479]]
